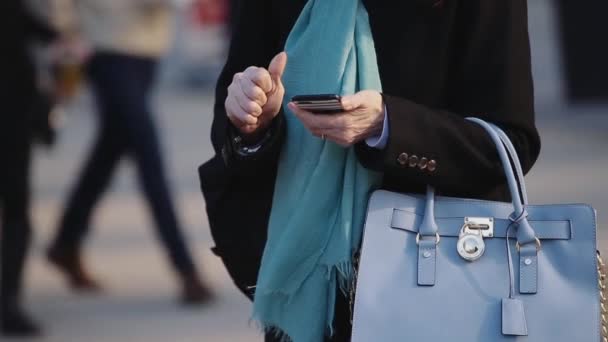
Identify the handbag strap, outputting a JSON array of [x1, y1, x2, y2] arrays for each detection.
[[419, 118, 536, 244], [416, 118, 540, 295], [465, 117, 537, 244], [486, 121, 528, 205]]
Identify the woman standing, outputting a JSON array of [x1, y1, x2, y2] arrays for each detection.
[[200, 0, 540, 341]]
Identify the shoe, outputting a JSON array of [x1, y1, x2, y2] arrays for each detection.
[[180, 273, 214, 306], [47, 247, 102, 292], [0, 306, 42, 337]]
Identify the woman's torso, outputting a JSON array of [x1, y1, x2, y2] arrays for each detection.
[[77, 0, 174, 57], [265, 0, 533, 199]]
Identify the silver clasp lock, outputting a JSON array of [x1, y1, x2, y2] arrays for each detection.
[[457, 217, 494, 261]]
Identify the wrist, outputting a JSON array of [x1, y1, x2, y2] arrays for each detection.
[[371, 98, 386, 136], [234, 111, 278, 144], [240, 125, 270, 145], [228, 115, 280, 157]]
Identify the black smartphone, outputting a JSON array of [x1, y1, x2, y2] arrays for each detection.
[[291, 94, 343, 114]]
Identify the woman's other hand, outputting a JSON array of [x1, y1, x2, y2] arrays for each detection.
[[225, 52, 287, 142], [288, 90, 385, 147]]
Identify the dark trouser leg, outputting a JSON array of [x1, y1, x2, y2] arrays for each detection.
[[1, 219, 31, 311], [0, 113, 40, 335], [127, 58, 196, 275], [50, 125, 125, 251], [87, 52, 196, 275], [50, 57, 127, 252], [0, 127, 31, 310]]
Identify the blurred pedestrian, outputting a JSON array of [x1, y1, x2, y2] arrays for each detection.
[[199, 0, 540, 341], [1, 0, 59, 337], [46, 0, 213, 305]]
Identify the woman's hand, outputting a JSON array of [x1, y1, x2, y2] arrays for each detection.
[[225, 52, 287, 142], [288, 90, 385, 147]]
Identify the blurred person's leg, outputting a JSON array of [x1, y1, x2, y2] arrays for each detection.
[[109, 52, 212, 304], [51, 52, 211, 303], [48, 54, 128, 291], [0, 113, 41, 336]]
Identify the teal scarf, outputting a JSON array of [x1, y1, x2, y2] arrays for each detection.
[[252, 1, 382, 341]]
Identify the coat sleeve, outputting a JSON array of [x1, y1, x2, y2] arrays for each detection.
[[209, 0, 286, 179], [199, 0, 285, 298], [356, 0, 541, 197]]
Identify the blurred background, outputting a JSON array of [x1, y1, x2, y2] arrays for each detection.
[[2, 0, 607, 341]]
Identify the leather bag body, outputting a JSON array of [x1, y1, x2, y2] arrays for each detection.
[[352, 118, 600, 341]]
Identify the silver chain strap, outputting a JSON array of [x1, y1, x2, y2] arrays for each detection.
[[597, 251, 608, 342]]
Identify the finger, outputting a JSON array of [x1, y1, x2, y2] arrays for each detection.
[[268, 52, 288, 92], [234, 81, 264, 117], [292, 111, 351, 146], [244, 66, 273, 93], [238, 76, 267, 106], [268, 52, 287, 79], [226, 96, 258, 125], [288, 102, 320, 130], [232, 72, 244, 83], [290, 103, 351, 130], [340, 93, 366, 112], [319, 128, 354, 147]]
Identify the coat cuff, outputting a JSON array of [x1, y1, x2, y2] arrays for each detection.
[[221, 112, 286, 177], [382, 94, 440, 176]]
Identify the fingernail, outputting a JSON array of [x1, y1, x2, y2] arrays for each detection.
[[288, 102, 296, 110]]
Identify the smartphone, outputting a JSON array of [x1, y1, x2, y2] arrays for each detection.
[[291, 94, 343, 114]]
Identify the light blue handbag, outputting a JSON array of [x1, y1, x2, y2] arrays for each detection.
[[352, 118, 604, 341]]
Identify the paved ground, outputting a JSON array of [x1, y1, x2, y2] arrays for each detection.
[[7, 1, 608, 341]]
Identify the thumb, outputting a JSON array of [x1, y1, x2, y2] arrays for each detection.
[[340, 92, 365, 111], [268, 52, 288, 85]]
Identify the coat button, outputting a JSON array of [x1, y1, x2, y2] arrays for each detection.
[[397, 153, 409, 166], [418, 157, 428, 170], [408, 155, 419, 168], [427, 159, 438, 172]]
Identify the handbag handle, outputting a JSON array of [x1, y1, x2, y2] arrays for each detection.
[[416, 118, 539, 292], [465, 118, 537, 244], [494, 125, 528, 205], [419, 118, 537, 246]]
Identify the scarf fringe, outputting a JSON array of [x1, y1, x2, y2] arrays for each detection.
[[332, 259, 354, 295], [253, 259, 355, 342], [253, 306, 336, 342], [250, 311, 294, 342], [264, 325, 293, 342]]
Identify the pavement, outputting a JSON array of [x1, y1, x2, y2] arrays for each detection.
[[6, 1, 608, 341]]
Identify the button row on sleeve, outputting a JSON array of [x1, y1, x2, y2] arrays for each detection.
[[397, 153, 437, 172]]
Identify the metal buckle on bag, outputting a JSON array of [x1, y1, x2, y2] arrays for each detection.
[[464, 217, 494, 237], [515, 237, 542, 252], [457, 217, 494, 261], [415, 232, 441, 245]]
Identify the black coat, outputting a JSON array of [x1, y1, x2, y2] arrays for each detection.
[[2, 1, 57, 98], [199, 0, 541, 299]]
